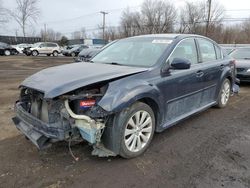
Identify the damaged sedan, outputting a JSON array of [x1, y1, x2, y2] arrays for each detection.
[[12, 34, 239, 158]]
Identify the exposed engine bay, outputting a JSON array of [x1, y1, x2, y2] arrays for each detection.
[[12, 83, 116, 157]]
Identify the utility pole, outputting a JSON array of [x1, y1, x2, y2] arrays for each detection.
[[100, 11, 108, 40], [206, 0, 212, 36], [44, 23, 47, 42]]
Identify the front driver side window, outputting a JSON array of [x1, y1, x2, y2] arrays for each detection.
[[169, 38, 198, 65]]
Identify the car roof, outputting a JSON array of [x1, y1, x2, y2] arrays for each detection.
[[131, 33, 202, 39]]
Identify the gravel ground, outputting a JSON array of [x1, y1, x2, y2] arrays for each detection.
[[0, 55, 249, 188]]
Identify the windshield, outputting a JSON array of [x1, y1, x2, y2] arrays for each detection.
[[91, 37, 172, 67], [229, 48, 250, 59]]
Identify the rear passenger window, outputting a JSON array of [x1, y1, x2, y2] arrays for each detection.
[[197, 38, 216, 62], [169, 38, 198, 64], [47, 43, 57, 47], [214, 45, 222, 59]]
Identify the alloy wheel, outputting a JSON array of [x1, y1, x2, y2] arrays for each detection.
[[124, 110, 153, 153], [221, 81, 230, 105]]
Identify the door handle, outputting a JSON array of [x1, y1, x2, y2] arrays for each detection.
[[196, 70, 204, 77]]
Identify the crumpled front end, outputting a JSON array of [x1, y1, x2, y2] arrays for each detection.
[[12, 85, 116, 157]]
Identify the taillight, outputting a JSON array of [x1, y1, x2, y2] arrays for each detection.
[[232, 59, 236, 65]]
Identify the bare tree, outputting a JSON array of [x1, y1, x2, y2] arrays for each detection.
[[141, 0, 176, 33], [120, 0, 176, 37], [206, 0, 224, 35], [120, 8, 142, 37], [242, 17, 250, 42], [179, 1, 205, 33], [177, 0, 224, 42], [9, 0, 40, 37]]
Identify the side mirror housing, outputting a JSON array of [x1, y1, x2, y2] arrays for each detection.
[[171, 58, 191, 69]]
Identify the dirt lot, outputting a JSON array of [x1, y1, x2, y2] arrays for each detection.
[[0, 55, 249, 188]]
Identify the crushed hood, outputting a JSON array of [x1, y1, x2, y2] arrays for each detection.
[[21, 62, 148, 99]]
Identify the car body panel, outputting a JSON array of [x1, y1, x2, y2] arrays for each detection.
[[21, 62, 148, 99], [229, 48, 250, 82], [235, 60, 250, 82]]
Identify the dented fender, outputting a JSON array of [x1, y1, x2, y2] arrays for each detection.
[[98, 78, 164, 117]]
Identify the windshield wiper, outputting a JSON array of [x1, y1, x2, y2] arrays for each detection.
[[243, 58, 250, 60]]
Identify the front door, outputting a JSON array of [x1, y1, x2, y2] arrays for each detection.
[[157, 38, 205, 127]]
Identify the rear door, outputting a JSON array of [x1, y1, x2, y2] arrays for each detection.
[[196, 38, 224, 105], [46, 43, 55, 53], [38, 43, 47, 54]]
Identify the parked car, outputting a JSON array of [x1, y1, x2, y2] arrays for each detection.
[[62, 45, 88, 57], [74, 48, 101, 62], [25, 42, 61, 56], [0, 42, 19, 56], [65, 44, 81, 50], [13, 43, 32, 53], [12, 34, 239, 158], [221, 46, 235, 54], [229, 47, 250, 82]]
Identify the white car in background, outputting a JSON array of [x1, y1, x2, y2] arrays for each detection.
[[13, 43, 32, 53], [30, 42, 61, 56]]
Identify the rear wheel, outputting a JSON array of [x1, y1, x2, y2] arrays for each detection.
[[216, 78, 231, 108], [32, 50, 38, 56], [4, 50, 11, 56], [115, 102, 155, 158], [52, 51, 58, 57]]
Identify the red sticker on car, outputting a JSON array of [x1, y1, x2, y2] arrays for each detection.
[[80, 100, 95, 107]]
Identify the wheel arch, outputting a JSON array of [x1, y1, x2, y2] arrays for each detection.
[[138, 97, 161, 131]]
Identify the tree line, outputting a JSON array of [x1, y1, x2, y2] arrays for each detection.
[[1, 0, 250, 44], [102, 0, 250, 44]]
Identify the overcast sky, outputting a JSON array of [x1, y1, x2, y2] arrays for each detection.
[[1, 0, 250, 38]]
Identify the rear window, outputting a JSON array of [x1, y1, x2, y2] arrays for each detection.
[[197, 38, 216, 62], [47, 43, 57, 47]]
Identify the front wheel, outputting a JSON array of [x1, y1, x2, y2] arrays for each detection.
[[216, 78, 231, 108], [31, 50, 38, 56], [115, 102, 155, 158], [4, 50, 11, 56]]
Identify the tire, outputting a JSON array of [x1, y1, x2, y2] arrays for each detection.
[[114, 102, 155, 158], [31, 50, 38, 56], [216, 78, 231, 108], [71, 52, 75, 57], [52, 51, 58, 57], [4, 50, 11, 56]]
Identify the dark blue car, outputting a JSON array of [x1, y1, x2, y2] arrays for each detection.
[[13, 34, 238, 158]]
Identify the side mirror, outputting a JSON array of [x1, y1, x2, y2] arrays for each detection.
[[171, 58, 191, 69], [161, 60, 171, 75]]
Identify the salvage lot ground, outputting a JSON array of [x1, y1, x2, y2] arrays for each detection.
[[0, 55, 250, 188]]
